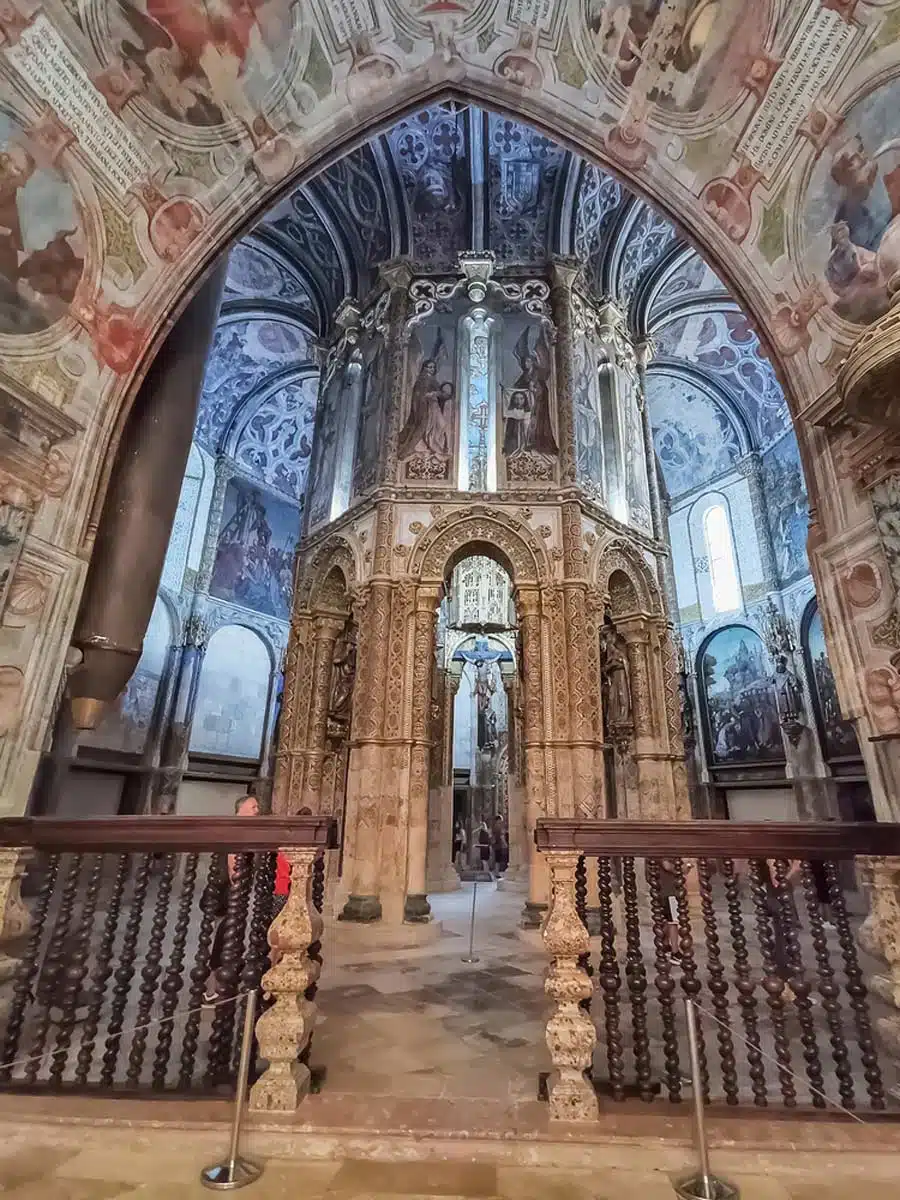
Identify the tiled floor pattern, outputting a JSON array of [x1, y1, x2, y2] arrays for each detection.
[[0, 1141, 892, 1200]]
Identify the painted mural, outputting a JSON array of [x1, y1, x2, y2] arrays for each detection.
[[648, 373, 742, 498], [803, 78, 900, 326], [700, 626, 783, 766], [92, 0, 299, 129], [586, 0, 772, 119], [306, 355, 344, 526], [233, 375, 317, 502], [761, 435, 809, 588], [225, 242, 315, 317], [352, 323, 388, 498], [486, 115, 568, 265], [209, 477, 299, 620], [0, 502, 29, 619], [500, 314, 557, 483], [804, 606, 860, 761], [0, 109, 85, 337], [399, 317, 457, 482], [620, 366, 651, 531]]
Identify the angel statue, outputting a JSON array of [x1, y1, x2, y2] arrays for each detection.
[[398, 328, 453, 460], [502, 326, 557, 458]]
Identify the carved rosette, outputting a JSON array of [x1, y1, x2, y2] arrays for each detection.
[[542, 851, 599, 1122], [250, 847, 322, 1112]]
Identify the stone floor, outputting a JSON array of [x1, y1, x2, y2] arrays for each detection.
[[0, 1136, 897, 1199]]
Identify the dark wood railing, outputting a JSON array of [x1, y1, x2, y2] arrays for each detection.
[[535, 820, 900, 1121], [0, 817, 336, 1097]]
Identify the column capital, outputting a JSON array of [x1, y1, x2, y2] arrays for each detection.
[[634, 335, 655, 369], [549, 255, 580, 293]]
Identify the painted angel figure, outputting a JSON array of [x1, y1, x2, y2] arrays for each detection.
[[398, 328, 453, 460], [502, 326, 557, 458]]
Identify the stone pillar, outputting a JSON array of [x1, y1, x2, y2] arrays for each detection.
[[427, 660, 460, 893], [340, 502, 394, 922], [518, 586, 549, 925], [377, 261, 415, 486], [738, 452, 778, 591], [301, 614, 347, 813], [549, 257, 579, 485], [618, 616, 682, 821], [152, 611, 210, 814], [69, 261, 227, 729], [405, 584, 440, 922], [272, 613, 314, 814], [634, 337, 665, 544]]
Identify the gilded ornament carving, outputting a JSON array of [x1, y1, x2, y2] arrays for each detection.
[[250, 847, 321, 1113], [542, 851, 598, 1122], [594, 540, 661, 618], [409, 506, 549, 585]]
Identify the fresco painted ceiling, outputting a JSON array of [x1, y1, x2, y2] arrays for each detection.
[[200, 103, 793, 503]]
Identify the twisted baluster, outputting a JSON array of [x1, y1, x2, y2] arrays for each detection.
[[178, 854, 224, 1090], [621, 856, 653, 1101], [574, 855, 592, 1015], [312, 853, 325, 915], [233, 852, 276, 1080], [100, 854, 153, 1086], [748, 858, 795, 1106], [27, 853, 82, 1084], [597, 856, 625, 1099], [721, 858, 766, 1106], [205, 852, 252, 1087], [0, 854, 59, 1081], [697, 857, 738, 1106], [774, 858, 824, 1108], [152, 853, 199, 1089], [673, 857, 708, 1102], [645, 857, 681, 1101], [50, 853, 103, 1088], [127, 853, 176, 1086], [75, 853, 129, 1086], [825, 861, 885, 1109], [800, 861, 855, 1109]]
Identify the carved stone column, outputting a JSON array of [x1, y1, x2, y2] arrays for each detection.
[[427, 653, 460, 894], [550, 257, 579, 485], [518, 586, 548, 924], [272, 613, 314, 814], [378, 261, 415, 486], [301, 614, 347, 813], [542, 850, 598, 1121], [617, 617, 682, 821], [738, 452, 778, 591], [340, 502, 394, 922], [250, 846, 321, 1112], [405, 584, 440, 922]]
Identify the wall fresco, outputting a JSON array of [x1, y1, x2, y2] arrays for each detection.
[[647, 372, 742, 499], [804, 605, 860, 762], [761, 434, 809, 588], [209, 476, 299, 620], [699, 625, 783, 766]]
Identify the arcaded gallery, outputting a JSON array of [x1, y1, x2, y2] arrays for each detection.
[[1, 0, 900, 1194]]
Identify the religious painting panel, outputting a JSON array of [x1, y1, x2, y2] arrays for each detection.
[[802, 603, 860, 761], [499, 311, 558, 485], [398, 312, 458, 484], [619, 365, 651, 533], [699, 625, 784, 766], [0, 107, 85, 337], [306, 357, 345, 526], [761, 434, 809, 587], [352, 321, 388, 498], [573, 330, 604, 500], [801, 75, 900, 327], [584, 0, 773, 121], [0, 502, 29, 620], [85, 0, 301, 131], [209, 476, 299, 620]]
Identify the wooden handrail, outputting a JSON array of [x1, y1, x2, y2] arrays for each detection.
[[0, 815, 339, 854], [534, 819, 900, 859]]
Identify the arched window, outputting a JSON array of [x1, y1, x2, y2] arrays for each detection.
[[703, 504, 740, 613]]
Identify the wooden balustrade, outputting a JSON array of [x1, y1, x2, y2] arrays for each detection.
[[0, 816, 337, 1101], [536, 820, 900, 1120]]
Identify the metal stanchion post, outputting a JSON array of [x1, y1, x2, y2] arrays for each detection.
[[201, 990, 263, 1191], [673, 999, 737, 1200], [461, 879, 479, 963]]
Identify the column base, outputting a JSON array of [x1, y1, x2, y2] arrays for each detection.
[[338, 894, 382, 923], [403, 893, 432, 923], [426, 865, 460, 893], [520, 901, 548, 930]]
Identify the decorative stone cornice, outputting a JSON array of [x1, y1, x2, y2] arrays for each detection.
[[0, 373, 80, 506], [840, 425, 900, 492], [838, 302, 900, 429]]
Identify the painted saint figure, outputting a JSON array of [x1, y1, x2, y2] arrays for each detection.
[[502, 326, 557, 459], [398, 328, 454, 461]]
